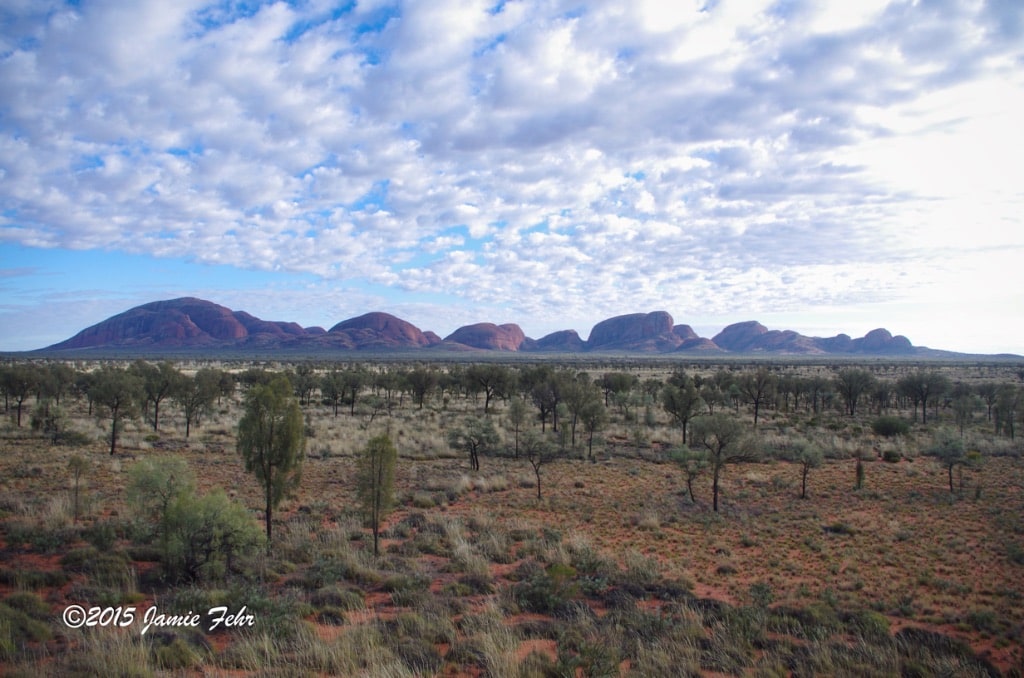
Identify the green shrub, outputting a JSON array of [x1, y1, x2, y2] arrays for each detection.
[[61, 546, 131, 581], [83, 520, 120, 551], [0, 568, 68, 590], [823, 522, 856, 536], [2, 592, 49, 620], [844, 609, 890, 642], [510, 563, 578, 614], [164, 489, 265, 584], [411, 491, 436, 508], [872, 416, 910, 438], [6, 523, 77, 554], [151, 635, 203, 670], [314, 606, 347, 625], [310, 585, 364, 611], [0, 601, 52, 659], [382, 573, 430, 594], [457, 572, 495, 595]]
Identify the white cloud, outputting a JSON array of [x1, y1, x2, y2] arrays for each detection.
[[1, 0, 1023, 353]]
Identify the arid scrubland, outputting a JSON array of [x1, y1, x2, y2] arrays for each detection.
[[1, 357, 1023, 676]]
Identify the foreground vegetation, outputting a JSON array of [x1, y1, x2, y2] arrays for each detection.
[[1, 357, 1023, 675]]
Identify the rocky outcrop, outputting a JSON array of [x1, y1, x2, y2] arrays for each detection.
[[444, 323, 526, 351], [328, 312, 439, 349], [712, 322, 917, 355], [711, 322, 826, 354], [527, 329, 586, 352], [234, 311, 306, 338], [40, 296, 984, 357], [51, 298, 256, 349], [711, 321, 770, 352], [586, 311, 684, 351], [850, 328, 913, 354], [816, 333, 853, 353]]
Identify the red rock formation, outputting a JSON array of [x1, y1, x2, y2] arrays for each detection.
[[527, 329, 586, 352], [41, 297, 945, 357], [586, 311, 683, 351], [444, 323, 526, 351], [328, 312, 438, 349]]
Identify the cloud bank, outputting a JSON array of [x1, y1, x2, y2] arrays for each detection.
[[1, 0, 1023, 352]]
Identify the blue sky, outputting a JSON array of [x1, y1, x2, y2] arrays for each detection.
[[1, 0, 1023, 353]]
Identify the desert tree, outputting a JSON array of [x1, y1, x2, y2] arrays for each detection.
[[131, 360, 184, 431], [374, 369, 404, 410], [2, 363, 38, 427], [871, 380, 894, 414], [289, 363, 318, 406], [689, 413, 758, 512], [669, 446, 709, 504], [340, 366, 367, 415], [321, 369, 346, 417], [521, 365, 557, 431], [127, 455, 197, 562], [835, 368, 877, 417], [167, 488, 264, 583], [237, 376, 305, 546], [699, 379, 724, 415], [598, 372, 637, 407], [91, 366, 144, 455], [45, 363, 77, 405], [580, 397, 608, 461], [928, 428, 972, 494], [976, 382, 998, 421], [466, 364, 513, 413], [555, 402, 572, 451], [30, 397, 68, 444], [612, 388, 644, 422], [897, 370, 950, 425], [73, 370, 97, 415], [357, 434, 397, 556], [437, 367, 462, 402], [521, 430, 559, 501], [238, 367, 275, 390], [447, 415, 500, 471], [405, 366, 440, 410], [506, 396, 529, 458], [994, 385, 1019, 438], [711, 369, 736, 401], [131, 361, 174, 430], [562, 374, 601, 448], [215, 370, 236, 403], [68, 454, 88, 524], [661, 375, 703, 445], [786, 439, 824, 500], [737, 368, 776, 428], [803, 375, 832, 414], [174, 368, 220, 437], [952, 391, 981, 437]]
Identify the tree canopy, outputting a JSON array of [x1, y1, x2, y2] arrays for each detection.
[[237, 376, 305, 546]]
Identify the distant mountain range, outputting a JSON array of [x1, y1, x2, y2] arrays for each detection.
[[32, 297, 1018, 359]]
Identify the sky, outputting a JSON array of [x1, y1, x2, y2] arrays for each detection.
[[1, 0, 1023, 354]]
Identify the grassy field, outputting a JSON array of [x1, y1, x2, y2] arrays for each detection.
[[1, 358, 1022, 676]]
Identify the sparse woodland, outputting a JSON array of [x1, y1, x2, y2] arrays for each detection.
[[1, 356, 1023, 676]]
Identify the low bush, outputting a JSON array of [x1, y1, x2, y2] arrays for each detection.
[[310, 585, 364, 611], [872, 416, 910, 438], [0, 599, 52, 660]]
